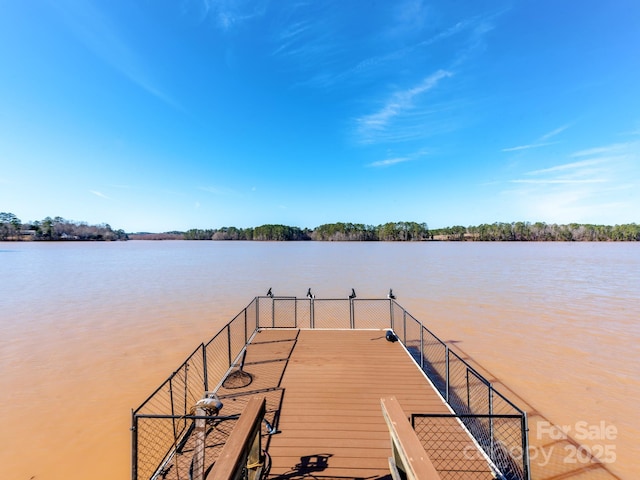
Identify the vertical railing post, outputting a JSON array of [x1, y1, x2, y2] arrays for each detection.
[[255, 297, 260, 329], [522, 412, 531, 480], [489, 385, 494, 461], [272, 297, 275, 328], [390, 299, 394, 331], [350, 299, 355, 329], [244, 308, 248, 345], [227, 324, 232, 367], [310, 298, 315, 328], [183, 363, 189, 416], [466, 369, 471, 413], [420, 326, 424, 370], [169, 377, 176, 436], [403, 310, 407, 345], [445, 346, 450, 403], [131, 410, 138, 480], [202, 343, 208, 392]]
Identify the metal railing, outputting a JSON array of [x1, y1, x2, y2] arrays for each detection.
[[412, 413, 527, 480], [132, 295, 530, 480]]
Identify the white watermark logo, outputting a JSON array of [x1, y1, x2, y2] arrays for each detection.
[[461, 420, 617, 467], [537, 420, 617, 441], [536, 420, 617, 465]]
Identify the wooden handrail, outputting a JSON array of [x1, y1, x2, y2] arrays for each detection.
[[208, 396, 266, 480], [380, 396, 442, 480]]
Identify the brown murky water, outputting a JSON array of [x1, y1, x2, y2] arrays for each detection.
[[1, 241, 638, 479]]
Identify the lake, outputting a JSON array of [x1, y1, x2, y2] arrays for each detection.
[[0, 241, 637, 479]]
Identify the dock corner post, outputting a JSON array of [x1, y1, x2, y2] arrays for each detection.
[[389, 299, 394, 331], [310, 298, 315, 329], [131, 410, 137, 480], [522, 411, 531, 480]]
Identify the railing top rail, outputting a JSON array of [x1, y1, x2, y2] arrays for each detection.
[[412, 413, 524, 419], [134, 413, 241, 420]]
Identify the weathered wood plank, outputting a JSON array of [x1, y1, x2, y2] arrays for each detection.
[[381, 396, 442, 480], [207, 397, 265, 480]]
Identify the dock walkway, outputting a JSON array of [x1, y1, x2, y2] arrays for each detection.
[[215, 328, 494, 479]]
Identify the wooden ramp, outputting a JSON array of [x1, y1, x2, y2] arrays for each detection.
[[241, 329, 496, 480]]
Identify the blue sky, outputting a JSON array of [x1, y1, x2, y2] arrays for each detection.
[[1, 0, 639, 232]]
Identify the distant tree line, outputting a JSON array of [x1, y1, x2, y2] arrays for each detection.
[[179, 221, 640, 242], [183, 225, 311, 241], [4, 212, 637, 242], [0, 212, 127, 241], [182, 222, 431, 241], [430, 222, 640, 241], [311, 222, 430, 241]]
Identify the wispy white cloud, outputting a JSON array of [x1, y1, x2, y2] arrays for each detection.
[[195, 0, 269, 31], [540, 124, 571, 141], [90, 190, 110, 199], [526, 158, 606, 175], [346, 8, 503, 145], [502, 142, 558, 152], [367, 149, 429, 168], [271, 20, 313, 57], [503, 141, 639, 223], [503, 124, 571, 152], [52, 0, 182, 110], [270, 0, 501, 99], [356, 70, 452, 143], [570, 143, 630, 158], [510, 179, 606, 185], [367, 157, 411, 168]]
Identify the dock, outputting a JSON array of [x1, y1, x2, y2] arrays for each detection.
[[132, 296, 529, 480]]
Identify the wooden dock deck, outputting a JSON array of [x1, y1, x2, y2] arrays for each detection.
[[214, 328, 496, 479]]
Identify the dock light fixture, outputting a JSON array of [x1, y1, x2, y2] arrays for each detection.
[[349, 288, 356, 299], [388, 289, 396, 299], [266, 288, 273, 297]]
